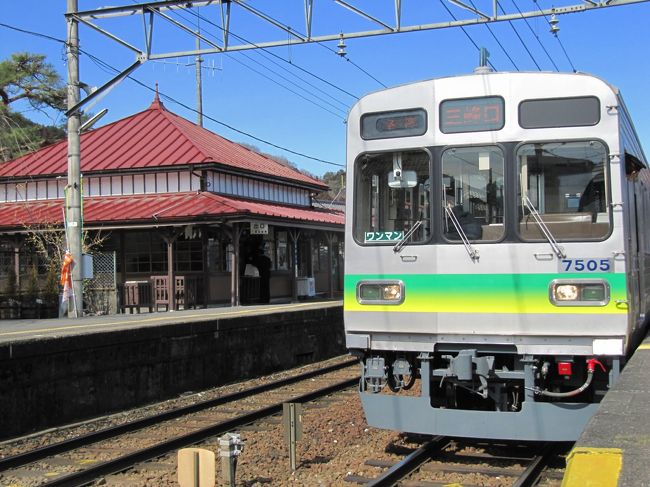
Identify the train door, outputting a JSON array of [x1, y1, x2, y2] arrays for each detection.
[[624, 154, 644, 328]]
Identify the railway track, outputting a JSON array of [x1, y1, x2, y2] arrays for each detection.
[[345, 437, 569, 486], [0, 358, 359, 486]]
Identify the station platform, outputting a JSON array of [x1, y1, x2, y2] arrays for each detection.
[[563, 334, 650, 486], [0, 300, 341, 345], [0, 300, 344, 440]]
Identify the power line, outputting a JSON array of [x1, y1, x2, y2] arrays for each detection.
[[511, 0, 560, 71], [167, 5, 349, 118], [468, 0, 520, 71], [80, 50, 345, 167], [312, 41, 388, 88], [496, 3, 542, 70], [222, 52, 347, 119], [0, 22, 66, 44], [150, 0, 359, 101], [188, 1, 386, 90], [438, 0, 498, 71], [165, 3, 361, 101], [0, 21, 344, 168], [532, 0, 577, 72]]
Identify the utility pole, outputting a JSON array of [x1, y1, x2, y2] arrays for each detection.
[[66, 0, 83, 317], [195, 34, 203, 127]]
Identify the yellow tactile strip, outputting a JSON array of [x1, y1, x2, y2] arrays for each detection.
[[562, 447, 622, 487]]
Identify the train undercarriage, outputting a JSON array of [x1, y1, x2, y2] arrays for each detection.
[[355, 348, 619, 441]]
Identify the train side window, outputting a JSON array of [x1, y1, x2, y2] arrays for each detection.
[[441, 146, 505, 242], [517, 140, 610, 241], [354, 150, 431, 245]]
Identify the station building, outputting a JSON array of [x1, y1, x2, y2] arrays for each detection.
[[0, 94, 344, 313]]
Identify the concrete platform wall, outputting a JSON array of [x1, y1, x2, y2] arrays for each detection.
[[0, 306, 344, 439]]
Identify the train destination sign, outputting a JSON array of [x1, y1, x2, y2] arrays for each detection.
[[440, 96, 504, 133], [361, 109, 427, 140]]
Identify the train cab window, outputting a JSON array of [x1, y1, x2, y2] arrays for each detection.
[[442, 146, 505, 242], [517, 141, 610, 240], [354, 150, 431, 245]]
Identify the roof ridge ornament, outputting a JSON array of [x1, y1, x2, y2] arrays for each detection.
[[150, 82, 165, 110]]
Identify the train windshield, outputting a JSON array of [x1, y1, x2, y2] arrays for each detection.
[[517, 140, 609, 240], [354, 150, 431, 244], [442, 146, 505, 242]]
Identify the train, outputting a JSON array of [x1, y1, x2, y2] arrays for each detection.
[[343, 67, 649, 441]]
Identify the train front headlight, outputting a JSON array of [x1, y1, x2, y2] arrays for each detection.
[[549, 280, 609, 306], [382, 284, 402, 301], [357, 281, 404, 305], [554, 284, 579, 301]]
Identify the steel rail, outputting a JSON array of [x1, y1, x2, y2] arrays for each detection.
[[365, 436, 450, 487], [360, 440, 558, 486], [40, 376, 358, 487], [0, 358, 357, 472], [512, 443, 558, 487]]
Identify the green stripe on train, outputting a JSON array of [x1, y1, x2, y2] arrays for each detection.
[[344, 273, 627, 314]]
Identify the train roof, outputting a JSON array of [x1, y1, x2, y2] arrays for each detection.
[[356, 70, 620, 101]]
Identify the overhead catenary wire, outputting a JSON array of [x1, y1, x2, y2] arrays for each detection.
[[468, 0, 520, 71], [511, 0, 560, 71], [438, 0, 498, 71], [202, 1, 387, 88], [79, 49, 348, 168], [0, 21, 344, 168], [496, 3, 542, 70], [166, 5, 349, 118], [157, 2, 361, 102], [531, 0, 577, 72]]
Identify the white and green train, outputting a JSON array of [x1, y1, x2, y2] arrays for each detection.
[[344, 69, 649, 441]]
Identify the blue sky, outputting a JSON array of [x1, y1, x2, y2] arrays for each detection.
[[1, 1, 649, 177]]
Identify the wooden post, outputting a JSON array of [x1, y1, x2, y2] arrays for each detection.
[[229, 223, 241, 307], [202, 226, 209, 308], [161, 229, 181, 311], [119, 231, 127, 312], [289, 229, 301, 302], [167, 236, 175, 311], [12, 238, 21, 291], [325, 232, 335, 299]]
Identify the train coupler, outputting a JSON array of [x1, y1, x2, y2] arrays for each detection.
[[440, 349, 495, 398]]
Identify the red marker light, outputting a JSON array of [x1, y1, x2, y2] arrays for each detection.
[[558, 362, 572, 376]]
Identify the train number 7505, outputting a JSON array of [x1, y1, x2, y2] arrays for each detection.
[[560, 258, 612, 273]]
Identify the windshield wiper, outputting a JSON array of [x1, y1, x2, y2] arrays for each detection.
[[443, 204, 479, 262], [393, 220, 423, 253], [522, 193, 566, 259]]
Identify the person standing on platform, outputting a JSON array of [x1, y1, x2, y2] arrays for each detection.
[[252, 246, 272, 304]]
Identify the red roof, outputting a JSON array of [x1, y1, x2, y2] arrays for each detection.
[[0, 95, 327, 190], [0, 192, 344, 230]]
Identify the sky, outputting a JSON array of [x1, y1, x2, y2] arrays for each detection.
[[1, 0, 649, 178]]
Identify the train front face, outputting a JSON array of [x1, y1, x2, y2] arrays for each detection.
[[343, 73, 631, 442]]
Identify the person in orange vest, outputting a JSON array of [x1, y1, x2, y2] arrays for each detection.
[[60, 251, 75, 306]]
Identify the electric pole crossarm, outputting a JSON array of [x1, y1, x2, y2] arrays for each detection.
[[146, 6, 224, 51], [304, 0, 313, 39], [448, 0, 490, 19], [143, 10, 155, 57], [231, 0, 307, 41], [221, 1, 231, 49], [395, 0, 402, 30], [334, 0, 395, 31], [65, 58, 144, 117], [68, 0, 650, 62], [72, 0, 218, 20], [73, 15, 142, 54]]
